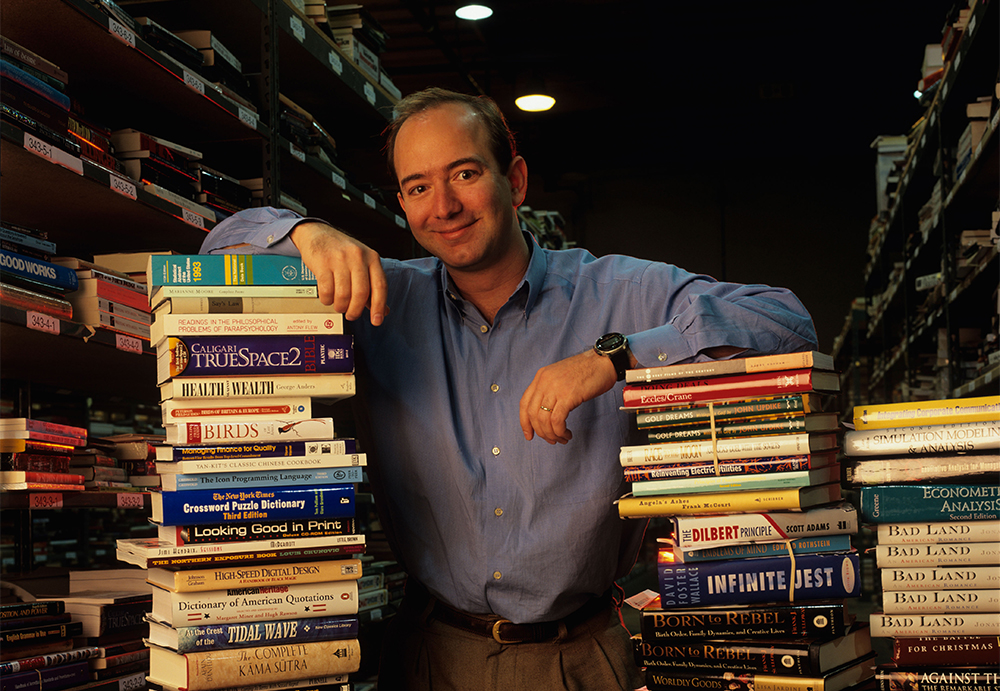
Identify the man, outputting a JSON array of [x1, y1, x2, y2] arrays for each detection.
[[201, 87, 818, 690]]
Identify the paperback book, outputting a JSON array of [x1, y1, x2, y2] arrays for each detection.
[[159, 373, 356, 400], [146, 558, 362, 592], [633, 394, 827, 428], [623, 369, 840, 409], [150, 484, 355, 525], [617, 482, 842, 519], [625, 351, 835, 384], [853, 396, 1000, 430], [619, 432, 838, 466], [668, 502, 859, 550], [630, 464, 840, 497], [162, 417, 336, 445], [644, 652, 876, 691], [145, 613, 360, 653], [622, 452, 837, 483], [843, 420, 999, 457], [859, 484, 1000, 523]]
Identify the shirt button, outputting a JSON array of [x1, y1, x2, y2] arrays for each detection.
[[493, 571, 502, 580], [658, 353, 668, 361], [490, 383, 499, 393], [480, 325, 488, 333], [492, 446, 500, 456], [494, 507, 503, 517], [266, 234, 275, 244]]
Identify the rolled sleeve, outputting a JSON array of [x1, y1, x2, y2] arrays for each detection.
[[199, 207, 328, 255]]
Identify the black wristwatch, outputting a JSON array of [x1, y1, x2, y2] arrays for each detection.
[[594, 332, 630, 382]]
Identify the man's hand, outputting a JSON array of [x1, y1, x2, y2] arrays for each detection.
[[519, 349, 618, 444], [291, 222, 388, 325]]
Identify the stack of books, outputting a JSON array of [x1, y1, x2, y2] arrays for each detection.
[[0, 598, 95, 691], [0, 221, 74, 320], [0, 418, 88, 491], [115, 253, 364, 691], [55, 255, 151, 341], [843, 396, 1000, 689], [615, 352, 877, 691]]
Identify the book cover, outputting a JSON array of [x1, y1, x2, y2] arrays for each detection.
[[670, 502, 859, 550], [146, 639, 360, 690], [627, 351, 834, 384], [156, 295, 345, 314], [160, 373, 357, 401], [876, 521, 1000, 545], [635, 623, 871, 676], [160, 465, 364, 492], [874, 542, 1000, 568], [881, 566, 1000, 591], [657, 550, 861, 608], [160, 396, 312, 422], [854, 396, 1000, 430], [150, 311, 345, 346], [620, 432, 838, 467], [145, 614, 359, 653], [156, 453, 367, 476], [644, 413, 840, 444], [639, 599, 850, 640], [634, 394, 827, 428], [147, 558, 362, 593], [623, 369, 840, 409], [846, 452, 1000, 485], [150, 485, 355, 525], [859, 484, 1000, 523], [155, 438, 356, 462], [881, 589, 1000, 614], [869, 613, 1000, 637], [844, 421, 1000, 457], [157, 334, 354, 381], [159, 516, 356, 545], [631, 464, 840, 497], [163, 418, 336, 445], [150, 580, 359, 626], [874, 666, 1000, 691], [666, 534, 854, 563], [622, 452, 837, 483], [147, 254, 317, 287], [644, 652, 876, 691], [891, 636, 1000, 666], [618, 482, 843, 519]]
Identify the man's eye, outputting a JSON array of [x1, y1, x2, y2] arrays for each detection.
[[458, 170, 477, 180]]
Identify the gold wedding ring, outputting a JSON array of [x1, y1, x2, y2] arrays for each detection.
[[539, 405, 552, 412]]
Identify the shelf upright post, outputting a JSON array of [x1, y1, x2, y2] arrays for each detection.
[[260, 0, 281, 207]]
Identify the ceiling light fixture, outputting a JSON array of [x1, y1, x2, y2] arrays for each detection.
[[515, 94, 555, 112], [455, 4, 493, 20], [515, 73, 555, 112]]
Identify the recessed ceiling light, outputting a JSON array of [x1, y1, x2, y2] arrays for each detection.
[[455, 4, 493, 20], [515, 94, 556, 112]]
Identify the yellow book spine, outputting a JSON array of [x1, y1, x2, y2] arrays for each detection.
[[165, 558, 363, 592], [853, 396, 1000, 429], [617, 486, 806, 518]]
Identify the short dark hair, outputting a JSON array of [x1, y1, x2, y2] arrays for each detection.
[[384, 87, 517, 183]]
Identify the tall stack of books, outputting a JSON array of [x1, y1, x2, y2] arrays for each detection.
[[615, 352, 877, 691], [115, 253, 366, 691], [843, 396, 1000, 690]]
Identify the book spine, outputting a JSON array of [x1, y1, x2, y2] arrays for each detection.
[[657, 552, 861, 608], [874, 668, 1000, 691], [164, 417, 337, 445], [158, 581, 359, 626], [644, 665, 859, 691], [0, 419, 86, 438], [891, 636, 1000, 666], [876, 521, 1000, 545], [161, 397, 312, 423], [0, 282, 73, 318], [121, 541, 366, 569], [0, 471, 84, 484], [875, 542, 1000, 568], [0, 603, 65, 621], [618, 484, 841, 519], [623, 454, 830, 482], [869, 613, 1000, 637], [157, 559, 362, 593], [173, 516, 356, 544], [634, 638, 831, 676], [844, 421, 1000, 457], [674, 534, 854, 562], [161, 373, 356, 400], [74, 278, 148, 311], [847, 453, 1000, 485], [0, 250, 78, 292], [0, 647, 100, 675], [620, 433, 821, 466], [166, 466, 363, 491], [881, 589, 1000, 614], [158, 334, 355, 380], [154, 484, 355, 526], [860, 485, 1000, 523], [0, 60, 71, 111], [635, 396, 813, 428], [854, 396, 1000, 430], [881, 566, 1000, 591], [631, 466, 838, 497], [0, 660, 90, 691], [0, 482, 85, 491], [645, 416, 810, 443], [0, 621, 82, 646], [623, 370, 820, 408], [627, 352, 826, 383], [159, 296, 338, 314], [0, 38, 69, 84], [150, 285, 320, 307], [157, 453, 366, 474], [160, 438, 354, 461], [640, 601, 848, 640], [0, 430, 87, 447], [671, 503, 859, 550], [148, 254, 318, 287], [96, 311, 150, 339], [0, 227, 57, 254], [151, 312, 344, 344], [170, 615, 360, 652], [2, 453, 72, 473]]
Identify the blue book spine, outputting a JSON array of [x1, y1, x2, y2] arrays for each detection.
[[0, 60, 71, 111], [675, 534, 854, 562], [148, 254, 317, 286], [169, 466, 364, 491], [154, 484, 355, 526], [173, 614, 359, 653], [162, 334, 354, 377], [860, 484, 1000, 523], [0, 249, 78, 292], [657, 551, 861, 608], [167, 438, 358, 460]]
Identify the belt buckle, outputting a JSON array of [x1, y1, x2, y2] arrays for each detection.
[[491, 618, 516, 644]]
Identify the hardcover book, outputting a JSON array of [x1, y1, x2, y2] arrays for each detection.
[[853, 396, 1000, 430], [881, 565, 1000, 591], [0, 248, 79, 292], [634, 394, 827, 428], [644, 413, 840, 444], [155, 452, 367, 476], [116, 534, 366, 570], [146, 558, 363, 592], [626, 351, 834, 384], [147, 254, 317, 287], [664, 534, 854, 563], [881, 589, 1000, 614], [656, 550, 861, 608], [617, 482, 843, 519], [160, 396, 312, 423], [874, 542, 1000, 568], [160, 465, 364, 492], [149, 284, 319, 309], [150, 484, 355, 525], [145, 613, 360, 652], [644, 652, 876, 691], [155, 438, 357, 462], [150, 311, 345, 346], [157, 334, 354, 382], [623, 369, 840, 409], [163, 417, 337, 445], [875, 520, 1000, 545], [859, 484, 1000, 523], [155, 295, 347, 314], [844, 420, 1000, 457], [159, 373, 357, 401], [891, 636, 1000, 666], [630, 463, 840, 497], [869, 613, 1000, 637], [622, 452, 837, 483], [158, 516, 356, 545], [639, 599, 851, 640], [874, 666, 1000, 691], [620, 432, 838, 466], [846, 452, 1000, 485]]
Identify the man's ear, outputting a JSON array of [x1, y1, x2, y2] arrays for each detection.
[[397, 190, 406, 212], [507, 155, 528, 207]]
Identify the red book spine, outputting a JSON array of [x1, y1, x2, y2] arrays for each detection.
[[622, 369, 816, 408]]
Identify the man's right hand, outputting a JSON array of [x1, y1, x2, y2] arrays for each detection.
[[290, 221, 388, 326]]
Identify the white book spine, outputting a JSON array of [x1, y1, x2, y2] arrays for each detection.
[[881, 589, 1000, 614], [875, 542, 1000, 568], [620, 433, 812, 466], [869, 612, 1000, 637], [156, 453, 366, 474], [160, 374, 355, 400], [161, 398, 312, 424], [881, 565, 1000, 591], [671, 503, 859, 550], [876, 520, 1000, 544], [151, 312, 344, 345]]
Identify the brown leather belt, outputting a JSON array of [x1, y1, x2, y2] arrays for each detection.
[[404, 579, 612, 644]]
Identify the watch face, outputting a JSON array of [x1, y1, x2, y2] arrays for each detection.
[[596, 332, 626, 353]]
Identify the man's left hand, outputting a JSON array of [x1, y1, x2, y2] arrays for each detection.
[[519, 349, 618, 444]]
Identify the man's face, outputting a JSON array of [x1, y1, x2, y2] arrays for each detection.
[[394, 102, 525, 275]]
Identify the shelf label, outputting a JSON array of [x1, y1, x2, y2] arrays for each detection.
[[115, 333, 143, 354], [290, 16, 306, 42], [395, 215, 406, 229], [118, 673, 146, 691], [26, 311, 60, 335], [331, 171, 346, 189], [968, 14, 977, 35], [23, 132, 54, 163], [107, 17, 136, 48], [109, 174, 137, 200], [181, 208, 206, 229], [364, 82, 376, 106], [290, 142, 306, 162], [328, 50, 343, 75], [238, 106, 259, 130], [29, 493, 63, 509], [363, 193, 376, 209], [117, 492, 145, 508], [183, 70, 206, 96]]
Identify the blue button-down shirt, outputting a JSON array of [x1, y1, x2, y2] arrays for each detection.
[[201, 208, 818, 623]]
